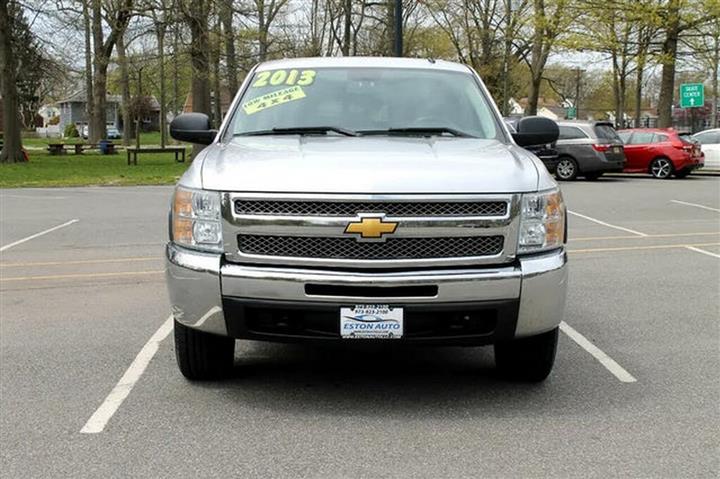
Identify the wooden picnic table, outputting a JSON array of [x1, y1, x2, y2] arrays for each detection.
[[47, 142, 118, 155], [126, 146, 186, 165], [47, 143, 66, 155]]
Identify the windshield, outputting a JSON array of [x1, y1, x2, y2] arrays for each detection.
[[227, 67, 501, 139]]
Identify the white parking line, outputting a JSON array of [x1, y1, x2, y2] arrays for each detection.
[[0, 219, 79, 252], [568, 211, 648, 237], [80, 316, 173, 434], [685, 246, 720, 259], [670, 200, 720, 213], [560, 321, 637, 383]]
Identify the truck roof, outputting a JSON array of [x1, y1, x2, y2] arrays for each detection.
[[255, 56, 471, 73]]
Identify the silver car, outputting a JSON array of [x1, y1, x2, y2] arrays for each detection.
[[166, 57, 568, 382]]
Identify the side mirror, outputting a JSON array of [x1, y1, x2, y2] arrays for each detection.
[[512, 116, 559, 147], [170, 113, 217, 145]]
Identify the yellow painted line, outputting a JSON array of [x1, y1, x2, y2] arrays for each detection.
[[0, 257, 160, 268], [0, 270, 164, 282], [570, 232, 720, 242], [568, 242, 720, 254]]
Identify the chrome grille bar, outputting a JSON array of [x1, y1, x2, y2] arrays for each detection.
[[234, 199, 507, 217]]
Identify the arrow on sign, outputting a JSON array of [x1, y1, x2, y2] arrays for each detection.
[[690, 98, 695, 106]]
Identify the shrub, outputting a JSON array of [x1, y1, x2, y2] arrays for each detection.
[[64, 123, 79, 138]]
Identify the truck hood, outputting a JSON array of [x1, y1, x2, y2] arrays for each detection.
[[197, 136, 541, 193]]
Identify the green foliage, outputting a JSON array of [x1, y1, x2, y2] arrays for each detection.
[[63, 123, 79, 138]]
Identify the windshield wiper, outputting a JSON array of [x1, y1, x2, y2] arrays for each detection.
[[359, 127, 477, 138], [236, 126, 358, 137]]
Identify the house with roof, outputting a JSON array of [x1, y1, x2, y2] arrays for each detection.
[[58, 91, 162, 134], [58, 91, 121, 132]]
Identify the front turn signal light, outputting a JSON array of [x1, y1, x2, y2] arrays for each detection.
[[171, 187, 222, 252], [518, 188, 565, 254]]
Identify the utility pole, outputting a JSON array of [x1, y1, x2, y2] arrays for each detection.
[[574, 68, 584, 120], [394, 0, 403, 56]]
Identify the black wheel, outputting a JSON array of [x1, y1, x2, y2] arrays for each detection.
[[584, 172, 603, 181], [650, 157, 673, 179], [174, 319, 235, 380], [674, 168, 691, 179], [555, 157, 578, 181], [494, 327, 558, 382]]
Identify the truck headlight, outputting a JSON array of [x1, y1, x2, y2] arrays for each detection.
[[518, 188, 565, 254], [171, 187, 222, 252]]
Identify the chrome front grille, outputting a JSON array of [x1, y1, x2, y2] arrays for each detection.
[[234, 200, 507, 217], [223, 193, 521, 268], [238, 235, 505, 260]]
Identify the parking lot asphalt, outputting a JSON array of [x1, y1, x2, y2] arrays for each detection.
[[1, 175, 719, 478]]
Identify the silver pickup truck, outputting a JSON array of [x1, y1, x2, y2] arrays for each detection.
[[166, 57, 567, 382]]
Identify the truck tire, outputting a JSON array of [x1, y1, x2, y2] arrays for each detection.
[[174, 319, 235, 380], [494, 327, 558, 382]]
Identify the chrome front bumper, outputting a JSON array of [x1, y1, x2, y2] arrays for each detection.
[[166, 243, 567, 340]]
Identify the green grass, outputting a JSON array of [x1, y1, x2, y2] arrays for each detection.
[[0, 149, 190, 188]]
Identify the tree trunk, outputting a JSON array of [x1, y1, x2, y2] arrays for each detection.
[[712, 28, 719, 128], [187, 0, 211, 158], [91, 0, 107, 142], [157, 25, 167, 148], [634, 65, 644, 128], [117, 33, 132, 145], [526, 0, 548, 116], [173, 19, 179, 117], [501, 0, 512, 116], [619, 74, 626, 129], [222, 0, 238, 95], [657, 1, 681, 128], [189, 6, 210, 115], [342, 0, 351, 56], [257, 1, 268, 61], [385, 1, 394, 56], [82, 0, 94, 138], [612, 53, 621, 128], [0, 0, 25, 163], [211, 17, 222, 128], [527, 73, 542, 116]]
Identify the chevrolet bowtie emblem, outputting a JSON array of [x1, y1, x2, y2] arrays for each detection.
[[345, 215, 398, 240]]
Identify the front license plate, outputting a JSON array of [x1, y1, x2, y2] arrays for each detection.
[[340, 305, 403, 339]]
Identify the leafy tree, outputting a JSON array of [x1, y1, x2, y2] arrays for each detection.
[[655, 0, 720, 127], [525, 0, 573, 115]]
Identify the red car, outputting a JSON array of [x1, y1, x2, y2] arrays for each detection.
[[618, 128, 703, 179]]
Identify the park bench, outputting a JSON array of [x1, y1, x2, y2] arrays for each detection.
[[126, 146, 186, 165]]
